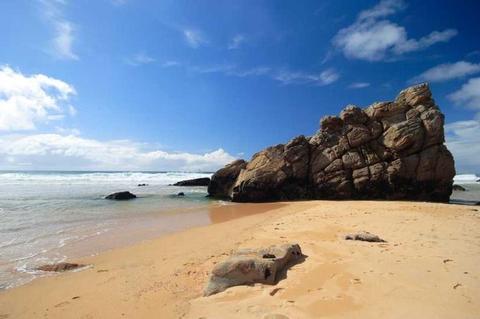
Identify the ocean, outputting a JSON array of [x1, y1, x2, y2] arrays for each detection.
[[0, 171, 478, 290], [0, 171, 224, 290]]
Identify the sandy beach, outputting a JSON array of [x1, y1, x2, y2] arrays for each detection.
[[0, 201, 479, 319]]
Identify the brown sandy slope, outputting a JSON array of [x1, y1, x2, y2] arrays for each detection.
[[0, 201, 479, 318]]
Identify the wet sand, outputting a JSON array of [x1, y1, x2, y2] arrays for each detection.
[[0, 201, 479, 318]]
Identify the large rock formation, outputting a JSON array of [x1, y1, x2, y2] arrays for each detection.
[[208, 83, 455, 202], [207, 159, 247, 198]]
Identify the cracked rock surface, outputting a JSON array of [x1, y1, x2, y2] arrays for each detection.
[[208, 83, 455, 202]]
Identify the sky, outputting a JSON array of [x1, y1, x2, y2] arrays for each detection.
[[0, 0, 479, 173]]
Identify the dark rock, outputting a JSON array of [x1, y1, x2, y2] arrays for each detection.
[[137, 183, 148, 187], [476, 202, 480, 206], [452, 184, 466, 191], [177, 192, 185, 196], [105, 191, 136, 200], [36, 262, 86, 272], [204, 244, 303, 296], [208, 83, 455, 203], [208, 159, 248, 199], [173, 177, 210, 186], [345, 231, 386, 242]]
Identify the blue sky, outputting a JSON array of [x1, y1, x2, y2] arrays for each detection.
[[0, 0, 479, 172]]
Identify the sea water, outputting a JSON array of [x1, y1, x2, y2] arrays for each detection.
[[0, 171, 223, 289]]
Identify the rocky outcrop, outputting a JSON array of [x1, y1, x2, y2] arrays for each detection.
[[105, 191, 136, 200], [207, 159, 247, 198], [452, 185, 466, 191], [173, 177, 210, 186], [209, 84, 455, 202], [204, 244, 303, 296]]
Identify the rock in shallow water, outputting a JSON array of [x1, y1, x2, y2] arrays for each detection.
[[208, 83, 455, 203], [105, 191, 136, 200], [204, 243, 303, 296], [173, 178, 210, 186], [452, 184, 466, 191], [36, 262, 86, 272]]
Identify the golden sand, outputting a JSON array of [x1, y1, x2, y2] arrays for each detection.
[[0, 201, 479, 318]]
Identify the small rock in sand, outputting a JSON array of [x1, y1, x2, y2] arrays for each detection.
[[345, 231, 386, 242], [204, 243, 303, 296], [36, 262, 86, 272]]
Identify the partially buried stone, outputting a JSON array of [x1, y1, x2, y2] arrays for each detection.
[[345, 231, 386, 242], [204, 244, 303, 296]]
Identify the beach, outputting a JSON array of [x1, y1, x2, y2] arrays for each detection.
[[0, 200, 478, 318]]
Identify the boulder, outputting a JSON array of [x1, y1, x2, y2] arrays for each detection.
[[36, 262, 86, 272], [173, 177, 210, 186], [232, 136, 310, 202], [204, 244, 303, 296], [345, 231, 386, 242], [452, 184, 466, 191], [177, 192, 185, 196], [207, 159, 247, 199], [105, 191, 136, 200], [208, 83, 455, 203]]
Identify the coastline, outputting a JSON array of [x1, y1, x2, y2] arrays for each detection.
[[0, 200, 479, 318]]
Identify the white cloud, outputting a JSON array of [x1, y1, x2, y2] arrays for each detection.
[[41, 0, 78, 60], [271, 68, 340, 86], [333, 0, 457, 61], [228, 34, 246, 50], [0, 133, 236, 171], [0, 66, 76, 131], [348, 82, 370, 89], [183, 29, 207, 48], [411, 61, 480, 83], [125, 52, 156, 66], [448, 77, 480, 112], [53, 21, 78, 60], [193, 64, 339, 86], [445, 120, 480, 173], [445, 78, 480, 173]]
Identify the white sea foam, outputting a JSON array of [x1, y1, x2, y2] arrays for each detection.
[[0, 171, 212, 186], [454, 174, 479, 184]]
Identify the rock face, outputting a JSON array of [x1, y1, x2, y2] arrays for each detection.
[[204, 244, 303, 296], [209, 84, 455, 202], [173, 177, 210, 186], [208, 159, 247, 198], [105, 191, 136, 200]]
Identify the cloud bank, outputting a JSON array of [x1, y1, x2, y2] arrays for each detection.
[[0, 66, 235, 171]]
